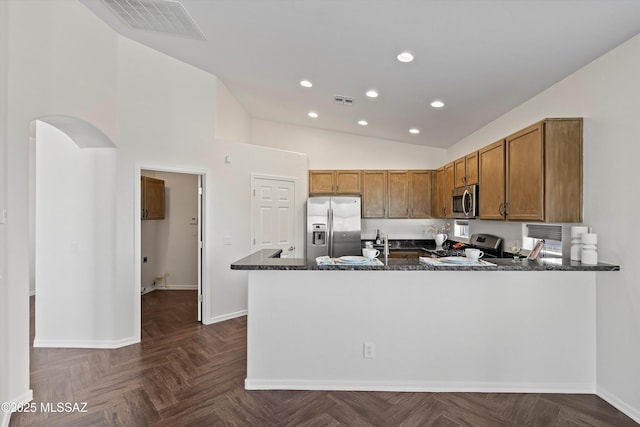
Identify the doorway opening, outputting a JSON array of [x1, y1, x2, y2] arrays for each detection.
[[139, 168, 205, 324]]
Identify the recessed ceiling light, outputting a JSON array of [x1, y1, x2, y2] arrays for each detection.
[[308, 111, 318, 118], [358, 120, 368, 126], [300, 80, 313, 88], [397, 51, 414, 63], [409, 128, 420, 134], [430, 100, 445, 108], [365, 90, 378, 98]]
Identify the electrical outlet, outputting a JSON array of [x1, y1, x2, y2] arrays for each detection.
[[363, 342, 375, 359]]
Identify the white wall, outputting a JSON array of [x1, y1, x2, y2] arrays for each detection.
[[252, 119, 446, 169], [5, 0, 118, 412], [0, 0, 11, 423], [247, 271, 596, 393], [2, 0, 309, 415], [141, 170, 198, 291], [215, 80, 252, 144], [34, 121, 117, 346], [208, 141, 308, 320], [447, 33, 640, 422]]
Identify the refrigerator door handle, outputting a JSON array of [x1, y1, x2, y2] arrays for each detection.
[[328, 207, 334, 258]]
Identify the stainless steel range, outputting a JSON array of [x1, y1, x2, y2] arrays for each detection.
[[426, 233, 504, 258]]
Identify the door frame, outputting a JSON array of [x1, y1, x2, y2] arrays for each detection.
[[134, 164, 207, 338], [250, 174, 298, 258]]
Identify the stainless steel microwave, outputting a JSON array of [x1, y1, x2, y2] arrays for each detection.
[[452, 185, 478, 218]]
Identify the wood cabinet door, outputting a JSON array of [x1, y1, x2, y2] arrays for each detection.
[[478, 140, 506, 220], [506, 123, 544, 221], [388, 171, 410, 218], [543, 119, 583, 223], [444, 163, 455, 217], [335, 170, 361, 194], [410, 170, 432, 218], [309, 170, 335, 194], [362, 171, 387, 218], [454, 157, 466, 188], [433, 167, 445, 218], [142, 176, 165, 220], [465, 151, 479, 185]]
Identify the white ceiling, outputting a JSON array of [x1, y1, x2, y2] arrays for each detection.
[[80, 0, 640, 148]]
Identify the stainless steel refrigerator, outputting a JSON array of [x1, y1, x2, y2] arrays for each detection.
[[306, 195, 362, 262]]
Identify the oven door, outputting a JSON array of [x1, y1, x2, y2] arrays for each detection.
[[452, 185, 477, 218]]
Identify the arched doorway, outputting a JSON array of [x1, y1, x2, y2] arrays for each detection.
[[30, 116, 117, 347]]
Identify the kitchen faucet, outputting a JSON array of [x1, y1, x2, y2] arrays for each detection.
[[383, 233, 389, 264]]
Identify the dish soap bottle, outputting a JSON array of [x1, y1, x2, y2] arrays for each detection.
[[375, 229, 381, 245]]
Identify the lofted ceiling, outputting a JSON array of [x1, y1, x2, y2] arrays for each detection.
[[80, 0, 640, 148]]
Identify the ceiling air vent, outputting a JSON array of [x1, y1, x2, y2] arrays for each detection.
[[334, 95, 355, 105], [102, 0, 207, 40]]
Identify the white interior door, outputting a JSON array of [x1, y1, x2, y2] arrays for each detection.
[[197, 174, 203, 322], [252, 177, 296, 258]]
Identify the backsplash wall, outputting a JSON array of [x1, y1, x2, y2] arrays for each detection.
[[362, 218, 446, 241]]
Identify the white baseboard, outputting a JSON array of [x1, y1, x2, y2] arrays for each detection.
[[597, 385, 640, 424], [204, 309, 247, 325], [244, 379, 595, 394], [1, 389, 33, 427], [33, 335, 138, 349], [141, 285, 197, 295], [161, 284, 197, 290]]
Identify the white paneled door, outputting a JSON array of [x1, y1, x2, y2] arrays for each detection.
[[252, 177, 296, 258]]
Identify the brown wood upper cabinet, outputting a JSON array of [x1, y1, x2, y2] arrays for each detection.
[[444, 162, 455, 217], [141, 176, 165, 220], [387, 170, 433, 218], [409, 170, 432, 218], [309, 170, 361, 194], [454, 151, 478, 187], [478, 140, 506, 220], [362, 170, 387, 218], [478, 118, 583, 222], [432, 167, 445, 218], [432, 164, 453, 218], [506, 118, 582, 222]]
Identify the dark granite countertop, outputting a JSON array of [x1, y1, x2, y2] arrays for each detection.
[[231, 249, 620, 272]]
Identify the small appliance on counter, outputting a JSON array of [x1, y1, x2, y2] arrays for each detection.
[[306, 195, 362, 263]]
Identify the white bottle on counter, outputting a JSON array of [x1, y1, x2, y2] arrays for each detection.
[[570, 226, 589, 261], [581, 233, 598, 265]]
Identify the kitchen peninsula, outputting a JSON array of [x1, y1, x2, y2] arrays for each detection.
[[232, 250, 619, 393]]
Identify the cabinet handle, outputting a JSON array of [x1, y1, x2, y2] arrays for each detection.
[[504, 202, 509, 216], [498, 203, 505, 217], [406, 208, 409, 216]]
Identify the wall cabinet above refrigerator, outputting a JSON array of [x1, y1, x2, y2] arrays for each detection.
[[309, 170, 361, 194]]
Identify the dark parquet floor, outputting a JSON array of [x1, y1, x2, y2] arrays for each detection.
[[10, 291, 638, 426]]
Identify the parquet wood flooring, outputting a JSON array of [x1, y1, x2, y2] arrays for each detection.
[[10, 291, 638, 426]]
